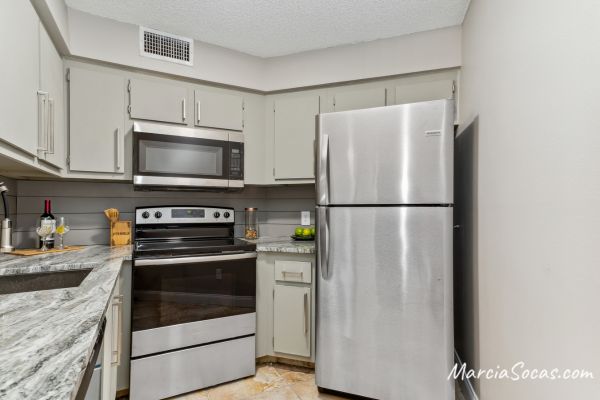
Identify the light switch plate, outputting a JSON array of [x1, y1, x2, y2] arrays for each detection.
[[301, 211, 311, 226]]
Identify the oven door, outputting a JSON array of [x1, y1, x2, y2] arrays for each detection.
[[133, 122, 244, 189], [131, 252, 257, 357]]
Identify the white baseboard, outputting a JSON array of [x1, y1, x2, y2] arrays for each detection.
[[454, 350, 479, 400]]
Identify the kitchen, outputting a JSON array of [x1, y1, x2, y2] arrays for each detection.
[[1, 1, 599, 400]]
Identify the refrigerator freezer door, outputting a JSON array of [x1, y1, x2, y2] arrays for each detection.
[[316, 206, 454, 400], [317, 99, 454, 206]]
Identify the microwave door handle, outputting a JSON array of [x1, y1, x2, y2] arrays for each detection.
[[182, 98, 187, 122], [135, 252, 257, 266], [196, 101, 201, 124]]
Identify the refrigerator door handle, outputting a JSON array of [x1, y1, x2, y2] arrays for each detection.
[[317, 133, 329, 205], [318, 207, 330, 279]]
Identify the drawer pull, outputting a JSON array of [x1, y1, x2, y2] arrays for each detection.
[[282, 271, 303, 279]]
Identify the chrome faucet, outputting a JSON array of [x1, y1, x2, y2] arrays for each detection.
[[0, 182, 14, 253]]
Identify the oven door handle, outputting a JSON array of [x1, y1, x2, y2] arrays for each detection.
[[134, 252, 257, 266]]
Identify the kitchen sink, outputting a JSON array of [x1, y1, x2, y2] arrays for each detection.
[[0, 268, 93, 295]]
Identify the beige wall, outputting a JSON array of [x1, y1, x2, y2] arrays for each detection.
[[459, 0, 600, 398], [65, 8, 460, 91], [261, 26, 461, 91]]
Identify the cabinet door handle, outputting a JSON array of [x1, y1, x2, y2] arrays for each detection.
[[196, 101, 201, 124], [182, 98, 187, 122], [115, 128, 121, 171], [111, 294, 123, 365], [47, 99, 54, 155], [37, 91, 49, 154], [303, 292, 309, 335]]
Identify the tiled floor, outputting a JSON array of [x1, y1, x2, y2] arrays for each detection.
[[170, 363, 467, 400]]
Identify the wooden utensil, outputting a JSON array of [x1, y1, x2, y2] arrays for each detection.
[[104, 208, 119, 223]]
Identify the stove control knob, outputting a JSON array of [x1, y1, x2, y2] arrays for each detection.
[[223, 211, 231, 219], [142, 211, 150, 219], [154, 211, 162, 219], [213, 211, 221, 218]]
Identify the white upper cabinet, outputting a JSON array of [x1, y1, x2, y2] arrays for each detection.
[[69, 67, 125, 174], [332, 87, 386, 112], [39, 24, 65, 170], [394, 79, 454, 105], [273, 95, 320, 180], [129, 78, 189, 125], [194, 89, 243, 131], [0, 1, 40, 156]]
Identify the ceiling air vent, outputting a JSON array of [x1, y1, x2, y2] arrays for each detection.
[[139, 27, 193, 66]]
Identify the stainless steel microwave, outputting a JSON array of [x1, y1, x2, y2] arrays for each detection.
[[133, 122, 244, 190]]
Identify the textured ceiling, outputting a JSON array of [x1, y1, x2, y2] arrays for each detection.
[[65, 0, 470, 58]]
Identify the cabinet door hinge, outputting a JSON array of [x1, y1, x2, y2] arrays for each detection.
[[332, 96, 336, 108], [272, 337, 274, 347], [272, 168, 276, 177], [127, 80, 131, 92], [127, 105, 132, 115], [66, 69, 70, 82], [66, 156, 70, 167], [452, 81, 456, 94]]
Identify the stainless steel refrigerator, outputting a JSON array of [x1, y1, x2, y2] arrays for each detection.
[[315, 99, 455, 400]]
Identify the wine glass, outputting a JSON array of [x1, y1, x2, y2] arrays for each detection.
[[36, 224, 54, 251], [56, 218, 71, 250]]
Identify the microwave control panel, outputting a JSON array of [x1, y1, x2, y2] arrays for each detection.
[[229, 142, 244, 180]]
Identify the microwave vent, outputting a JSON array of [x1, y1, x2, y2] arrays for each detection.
[[140, 27, 193, 66]]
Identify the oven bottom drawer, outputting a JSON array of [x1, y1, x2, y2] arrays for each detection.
[[132, 312, 256, 357], [130, 335, 255, 400]]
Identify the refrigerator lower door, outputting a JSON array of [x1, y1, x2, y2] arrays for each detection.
[[316, 206, 454, 400]]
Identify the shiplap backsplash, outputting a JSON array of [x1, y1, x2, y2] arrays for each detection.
[[12, 179, 315, 248]]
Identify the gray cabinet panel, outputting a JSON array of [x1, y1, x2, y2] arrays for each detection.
[[0, 1, 40, 156], [69, 68, 125, 173], [332, 87, 386, 112], [395, 79, 454, 105], [274, 284, 311, 357], [129, 79, 188, 125], [39, 24, 65, 169], [194, 90, 243, 131], [274, 95, 319, 180]]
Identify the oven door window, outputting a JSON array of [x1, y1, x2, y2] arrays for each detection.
[[132, 257, 256, 332], [135, 132, 229, 179]]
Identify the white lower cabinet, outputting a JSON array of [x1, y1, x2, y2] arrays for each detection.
[[256, 253, 316, 362], [274, 285, 311, 357], [90, 271, 124, 400]]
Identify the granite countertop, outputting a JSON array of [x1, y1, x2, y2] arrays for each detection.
[[0, 245, 132, 400], [243, 236, 315, 254]]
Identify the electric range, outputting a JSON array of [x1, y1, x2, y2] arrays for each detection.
[[130, 206, 257, 400]]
